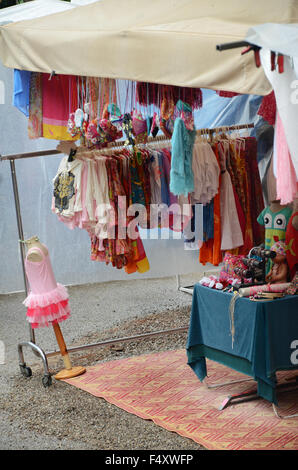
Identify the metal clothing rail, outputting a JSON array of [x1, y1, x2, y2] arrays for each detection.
[[0, 122, 254, 387]]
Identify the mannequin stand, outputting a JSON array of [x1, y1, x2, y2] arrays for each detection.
[[52, 323, 86, 380]]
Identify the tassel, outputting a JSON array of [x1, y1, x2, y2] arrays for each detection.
[[228, 291, 242, 348]]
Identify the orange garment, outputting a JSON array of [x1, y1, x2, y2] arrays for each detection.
[[199, 143, 222, 266], [235, 142, 253, 254], [124, 233, 150, 274], [227, 141, 253, 255], [87, 77, 117, 120]]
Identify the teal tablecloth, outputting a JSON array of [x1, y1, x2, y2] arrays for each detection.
[[186, 284, 298, 404]]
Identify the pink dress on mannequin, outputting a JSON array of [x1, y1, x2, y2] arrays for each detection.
[[23, 245, 70, 328]]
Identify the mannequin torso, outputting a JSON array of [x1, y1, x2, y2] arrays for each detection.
[[269, 200, 291, 213], [25, 236, 48, 262]]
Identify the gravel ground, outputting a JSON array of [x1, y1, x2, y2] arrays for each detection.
[[0, 274, 213, 451]]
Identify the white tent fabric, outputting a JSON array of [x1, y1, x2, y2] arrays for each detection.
[[245, 24, 298, 193], [70, 0, 100, 4], [0, 0, 76, 25], [260, 50, 298, 180], [246, 23, 298, 58], [2, 0, 298, 95]]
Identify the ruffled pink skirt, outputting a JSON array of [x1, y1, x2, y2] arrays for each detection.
[[23, 283, 70, 329]]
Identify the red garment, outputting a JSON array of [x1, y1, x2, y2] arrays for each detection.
[[136, 82, 203, 109], [285, 212, 298, 279], [257, 90, 276, 126], [216, 91, 240, 98], [232, 185, 246, 241], [42, 73, 77, 140], [199, 143, 222, 266]]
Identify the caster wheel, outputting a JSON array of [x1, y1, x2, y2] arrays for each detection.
[[19, 364, 32, 378], [42, 375, 52, 388]]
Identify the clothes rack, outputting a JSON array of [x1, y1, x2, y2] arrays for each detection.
[[0, 122, 254, 387]]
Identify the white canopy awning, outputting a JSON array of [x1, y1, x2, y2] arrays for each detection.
[[246, 23, 298, 58], [246, 22, 298, 182], [1, 0, 298, 95], [0, 0, 76, 25]]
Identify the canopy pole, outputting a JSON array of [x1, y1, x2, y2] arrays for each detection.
[[216, 41, 250, 51], [9, 160, 29, 298]]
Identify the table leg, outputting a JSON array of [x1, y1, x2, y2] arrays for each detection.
[[203, 377, 253, 389], [272, 377, 298, 419], [203, 376, 259, 410], [219, 389, 260, 410]]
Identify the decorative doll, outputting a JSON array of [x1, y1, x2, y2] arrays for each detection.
[[265, 241, 289, 284]]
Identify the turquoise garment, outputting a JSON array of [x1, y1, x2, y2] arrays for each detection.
[[170, 118, 196, 196], [176, 99, 192, 113]]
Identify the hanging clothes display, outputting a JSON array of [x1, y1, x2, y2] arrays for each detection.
[[198, 132, 264, 264], [23, 70, 264, 272], [52, 139, 187, 274]]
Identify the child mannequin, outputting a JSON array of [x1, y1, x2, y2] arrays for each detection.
[[23, 236, 85, 380]]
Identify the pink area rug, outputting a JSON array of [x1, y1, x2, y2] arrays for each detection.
[[63, 349, 298, 450]]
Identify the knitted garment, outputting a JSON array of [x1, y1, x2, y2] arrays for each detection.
[[257, 90, 276, 126], [170, 118, 196, 196]]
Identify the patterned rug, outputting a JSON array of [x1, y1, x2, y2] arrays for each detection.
[[63, 349, 298, 450]]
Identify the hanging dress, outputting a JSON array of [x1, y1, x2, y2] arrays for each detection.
[[23, 245, 70, 329], [218, 141, 244, 251], [228, 139, 254, 253], [199, 143, 222, 266]]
